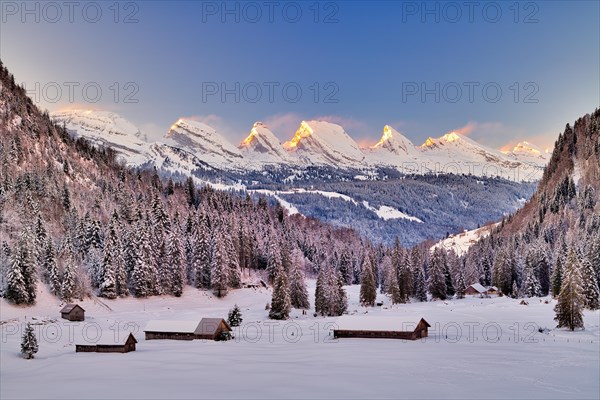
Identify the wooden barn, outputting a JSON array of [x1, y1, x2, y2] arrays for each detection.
[[60, 304, 85, 321], [333, 317, 431, 340], [76, 333, 137, 354], [144, 318, 232, 341], [465, 283, 488, 296]]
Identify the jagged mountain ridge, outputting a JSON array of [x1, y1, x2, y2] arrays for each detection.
[[50, 110, 549, 181]]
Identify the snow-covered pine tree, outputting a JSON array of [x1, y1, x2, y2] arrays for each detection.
[[428, 248, 447, 300], [224, 223, 241, 289], [44, 238, 60, 296], [99, 215, 120, 299], [210, 233, 229, 298], [579, 253, 599, 310], [554, 248, 585, 330], [551, 250, 564, 297], [523, 263, 541, 298], [415, 265, 428, 302], [20, 322, 38, 359], [6, 229, 36, 305], [6, 242, 29, 304], [314, 265, 328, 316], [166, 227, 185, 297], [228, 304, 243, 327], [387, 261, 402, 304], [289, 250, 309, 310], [334, 269, 348, 316], [269, 263, 291, 320], [443, 251, 455, 297], [359, 254, 377, 307], [131, 221, 158, 297], [194, 218, 212, 289], [61, 252, 77, 302], [455, 269, 467, 299]]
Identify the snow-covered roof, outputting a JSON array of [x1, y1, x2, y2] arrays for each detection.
[[144, 320, 201, 334], [335, 316, 428, 332], [468, 283, 488, 293], [144, 318, 230, 334], [61, 304, 84, 313]]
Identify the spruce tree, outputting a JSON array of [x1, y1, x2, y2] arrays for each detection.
[[20, 323, 38, 359], [579, 256, 599, 310], [269, 264, 291, 320], [166, 228, 185, 297], [289, 251, 309, 310], [551, 252, 564, 297], [210, 234, 229, 298], [228, 304, 243, 327], [333, 270, 348, 316], [6, 229, 36, 305], [61, 256, 77, 302], [314, 265, 328, 315], [455, 270, 467, 299], [554, 248, 585, 330], [415, 266, 428, 302], [359, 255, 377, 307], [428, 248, 447, 300], [523, 263, 541, 298], [44, 239, 60, 296]]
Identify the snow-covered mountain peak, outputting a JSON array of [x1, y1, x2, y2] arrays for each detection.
[[166, 118, 243, 163], [370, 125, 415, 155], [283, 120, 365, 167], [50, 109, 149, 165], [52, 109, 146, 141], [511, 141, 544, 156], [239, 121, 292, 164]]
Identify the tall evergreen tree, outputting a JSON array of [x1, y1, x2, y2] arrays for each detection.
[[554, 248, 585, 330], [428, 248, 447, 300], [523, 263, 541, 298], [289, 250, 309, 310], [359, 255, 377, 307], [579, 254, 599, 310], [210, 234, 229, 298], [269, 264, 291, 320], [314, 265, 328, 316], [414, 265, 428, 302]]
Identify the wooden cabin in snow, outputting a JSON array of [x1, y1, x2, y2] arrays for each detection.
[[76, 333, 137, 354], [333, 317, 431, 340], [60, 304, 85, 321], [465, 283, 488, 296], [144, 318, 232, 341]]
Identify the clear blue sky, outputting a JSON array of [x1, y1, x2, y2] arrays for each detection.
[[1, 0, 598, 150]]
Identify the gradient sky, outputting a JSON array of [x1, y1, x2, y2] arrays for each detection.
[[1, 0, 598, 150]]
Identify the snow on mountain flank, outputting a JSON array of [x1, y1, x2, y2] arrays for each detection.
[[432, 223, 499, 255], [283, 120, 365, 167], [166, 118, 245, 168], [50, 110, 150, 165], [370, 125, 416, 156], [239, 122, 293, 165]]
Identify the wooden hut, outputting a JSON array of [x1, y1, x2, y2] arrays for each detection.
[[76, 333, 137, 353], [333, 317, 431, 340], [144, 318, 232, 341], [60, 304, 85, 321], [464, 283, 488, 296]]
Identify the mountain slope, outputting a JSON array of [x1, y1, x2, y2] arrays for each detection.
[[166, 118, 245, 169], [283, 120, 366, 167], [51, 110, 150, 165], [239, 122, 294, 165]]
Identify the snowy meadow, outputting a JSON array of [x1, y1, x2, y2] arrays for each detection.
[[1, 282, 598, 400]]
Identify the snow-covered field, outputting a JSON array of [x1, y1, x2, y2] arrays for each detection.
[[1, 281, 598, 399]]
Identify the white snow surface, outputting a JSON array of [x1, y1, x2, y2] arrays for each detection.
[[51, 110, 150, 166], [284, 120, 366, 167], [166, 118, 245, 168], [239, 122, 294, 165], [1, 281, 598, 399], [433, 223, 499, 255]]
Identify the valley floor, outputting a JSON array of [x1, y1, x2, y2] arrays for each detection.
[[1, 281, 599, 399]]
